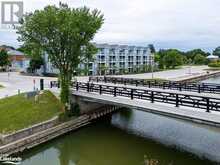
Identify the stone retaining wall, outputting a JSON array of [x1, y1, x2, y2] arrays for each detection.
[[0, 116, 59, 145], [0, 106, 117, 155]]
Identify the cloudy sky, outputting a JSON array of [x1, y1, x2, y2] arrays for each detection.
[[0, 0, 220, 52]]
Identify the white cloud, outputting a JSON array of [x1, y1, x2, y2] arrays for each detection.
[[0, 0, 220, 51]]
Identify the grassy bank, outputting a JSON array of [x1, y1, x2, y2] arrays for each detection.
[[0, 91, 63, 134], [0, 84, 3, 88]]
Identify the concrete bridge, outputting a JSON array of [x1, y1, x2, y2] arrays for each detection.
[[71, 82, 220, 127]]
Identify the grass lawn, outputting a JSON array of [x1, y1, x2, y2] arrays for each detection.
[[0, 90, 63, 134], [205, 67, 220, 71]]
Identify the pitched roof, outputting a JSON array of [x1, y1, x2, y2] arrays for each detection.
[[7, 50, 25, 56]]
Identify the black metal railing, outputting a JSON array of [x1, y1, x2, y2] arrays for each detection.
[[89, 76, 220, 94], [73, 82, 220, 112]]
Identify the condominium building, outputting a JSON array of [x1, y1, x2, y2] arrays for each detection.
[[86, 43, 154, 75], [43, 43, 154, 75]]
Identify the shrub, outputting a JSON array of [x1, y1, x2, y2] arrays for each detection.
[[208, 61, 220, 67]]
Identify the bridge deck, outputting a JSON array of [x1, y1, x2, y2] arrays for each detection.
[[91, 82, 220, 99], [72, 90, 220, 127]]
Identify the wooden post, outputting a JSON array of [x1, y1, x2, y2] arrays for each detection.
[[148, 81, 151, 88], [99, 85, 102, 94], [87, 82, 90, 92], [114, 87, 117, 97], [198, 84, 201, 93], [131, 89, 134, 100], [76, 82, 79, 91], [206, 98, 210, 112], [151, 91, 154, 103], [163, 82, 165, 89], [176, 94, 179, 107]]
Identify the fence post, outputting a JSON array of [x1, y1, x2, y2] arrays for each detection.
[[163, 82, 165, 89], [124, 79, 126, 85], [87, 82, 90, 92], [151, 91, 154, 103], [104, 76, 107, 83], [136, 80, 138, 87], [99, 85, 102, 94], [76, 82, 79, 91], [206, 98, 210, 112], [179, 84, 182, 91], [148, 81, 151, 88], [176, 94, 179, 107], [114, 87, 117, 97], [198, 84, 201, 93], [131, 89, 134, 100]]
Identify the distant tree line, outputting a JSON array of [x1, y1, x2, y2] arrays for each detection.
[[155, 49, 210, 69]]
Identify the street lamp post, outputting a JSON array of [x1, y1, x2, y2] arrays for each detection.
[[151, 53, 154, 79]]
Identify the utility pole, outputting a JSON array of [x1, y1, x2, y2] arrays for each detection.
[[151, 53, 154, 79]]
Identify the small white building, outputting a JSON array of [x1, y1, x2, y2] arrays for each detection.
[[7, 50, 30, 72], [207, 55, 219, 62]]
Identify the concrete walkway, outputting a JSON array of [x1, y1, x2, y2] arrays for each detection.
[[111, 65, 218, 81], [0, 72, 57, 98]]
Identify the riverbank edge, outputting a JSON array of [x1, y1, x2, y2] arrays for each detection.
[[0, 116, 59, 145], [0, 106, 117, 155]]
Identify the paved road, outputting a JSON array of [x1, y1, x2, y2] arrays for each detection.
[[0, 66, 217, 98], [0, 72, 89, 99], [0, 72, 57, 98]]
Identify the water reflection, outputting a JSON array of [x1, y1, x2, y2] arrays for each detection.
[[20, 109, 216, 165], [112, 109, 220, 163], [201, 75, 220, 83]]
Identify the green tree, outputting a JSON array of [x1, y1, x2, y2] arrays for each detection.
[[193, 54, 207, 65], [0, 49, 10, 69], [29, 57, 44, 73], [155, 49, 170, 69], [163, 49, 183, 69], [17, 3, 104, 108], [213, 47, 220, 57], [185, 49, 209, 61], [148, 44, 156, 53]]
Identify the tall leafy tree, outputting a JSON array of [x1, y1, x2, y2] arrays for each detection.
[[185, 49, 209, 61], [0, 49, 10, 69], [193, 54, 207, 65], [29, 57, 44, 73], [163, 49, 183, 69], [148, 44, 156, 54], [17, 3, 104, 108], [213, 46, 220, 57]]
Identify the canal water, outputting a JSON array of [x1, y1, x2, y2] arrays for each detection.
[[18, 76, 220, 165]]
